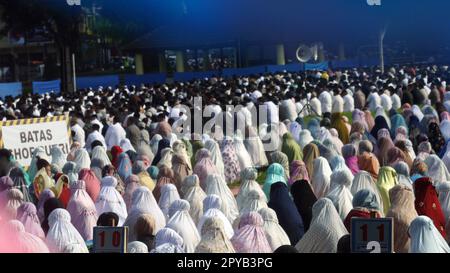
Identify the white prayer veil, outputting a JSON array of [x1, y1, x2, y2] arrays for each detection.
[[166, 199, 200, 253], [205, 174, 239, 223], [158, 183, 181, 221], [295, 198, 348, 253], [45, 208, 89, 253], [311, 157, 332, 198], [409, 216, 450, 253], [197, 194, 234, 239], [327, 170, 354, 220], [95, 176, 128, 226], [259, 207, 291, 251]]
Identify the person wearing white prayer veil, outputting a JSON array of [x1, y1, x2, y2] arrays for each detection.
[[424, 155, 450, 185], [95, 176, 128, 226], [298, 129, 314, 150], [197, 194, 234, 239], [310, 96, 322, 116], [150, 134, 163, 156], [205, 174, 239, 223], [204, 139, 225, 178], [91, 145, 111, 166], [436, 181, 450, 239], [157, 148, 174, 169], [124, 186, 166, 241], [181, 175, 206, 224], [50, 146, 66, 171], [279, 98, 297, 122], [343, 92, 354, 113], [288, 121, 302, 143], [166, 199, 200, 253], [105, 117, 127, 151], [45, 208, 89, 253], [158, 183, 180, 221], [244, 126, 269, 168], [233, 133, 254, 170], [367, 92, 381, 112], [150, 228, 185, 253], [319, 91, 332, 114], [239, 190, 268, 215], [295, 198, 348, 253], [85, 124, 107, 153], [380, 93, 393, 113], [72, 148, 91, 173], [195, 216, 235, 253], [259, 207, 291, 251], [120, 138, 136, 153], [311, 157, 332, 198], [409, 216, 450, 253], [391, 93, 401, 110], [327, 170, 354, 220], [236, 167, 266, 211], [127, 241, 148, 253], [351, 171, 383, 213], [71, 120, 86, 148]]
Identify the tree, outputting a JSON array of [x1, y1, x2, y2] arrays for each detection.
[[0, 0, 90, 93]]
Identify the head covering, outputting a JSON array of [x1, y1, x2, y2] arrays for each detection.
[[263, 163, 287, 200], [342, 144, 360, 175], [288, 160, 310, 185], [343, 189, 382, 231], [45, 208, 89, 253], [72, 148, 91, 173], [376, 166, 398, 215], [409, 216, 450, 253], [295, 198, 348, 253], [16, 202, 45, 240], [311, 157, 332, 198], [358, 151, 380, 181], [244, 126, 269, 167], [127, 241, 149, 253], [290, 180, 317, 231], [414, 177, 447, 238], [95, 176, 128, 226], [3, 188, 23, 220], [193, 149, 218, 189], [153, 165, 175, 202], [425, 155, 450, 184], [436, 181, 450, 225], [231, 212, 272, 253], [386, 185, 418, 253], [151, 139, 171, 166], [151, 227, 184, 253], [158, 183, 180, 221], [124, 186, 166, 241], [78, 169, 101, 202], [91, 146, 111, 166], [166, 199, 200, 253], [259, 207, 291, 251], [302, 143, 319, 178], [270, 151, 290, 179], [195, 216, 235, 253], [0, 220, 49, 253], [182, 175, 206, 224], [66, 180, 98, 241], [268, 182, 304, 245], [236, 167, 266, 211], [221, 138, 241, 184], [50, 145, 67, 170], [205, 174, 239, 223], [233, 134, 254, 170], [171, 153, 192, 192], [197, 194, 234, 240], [281, 133, 303, 163], [111, 146, 124, 168], [117, 153, 133, 181], [327, 170, 354, 220]]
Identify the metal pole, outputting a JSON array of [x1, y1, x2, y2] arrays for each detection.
[[72, 53, 77, 92], [379, 28, 386, 74]]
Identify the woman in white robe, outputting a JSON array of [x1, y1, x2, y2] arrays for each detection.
[[166, 199, 200, 253]]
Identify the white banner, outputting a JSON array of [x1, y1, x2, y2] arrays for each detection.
[[0, 116, 71, 167]]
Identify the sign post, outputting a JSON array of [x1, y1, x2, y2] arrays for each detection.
[[0, 115, 71, 167], [93, 226, 129, 253], [351, 217, 394, 253]]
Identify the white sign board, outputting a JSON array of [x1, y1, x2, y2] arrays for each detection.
[[0, 116, 71, 167], [351, 217, 393, 253], [93, 226, 128, 253]]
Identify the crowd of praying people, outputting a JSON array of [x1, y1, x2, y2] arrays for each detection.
[[1, 64, 450, 253]]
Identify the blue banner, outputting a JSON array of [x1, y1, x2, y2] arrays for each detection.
[[305, 62, 329, 71], [0, 82, 22, 98], [124, 73, 166, 86], [77, 75, 119, 90], [331, 59, 359, 69], [173, 71, 220, 82], [222, 65, 267, 77], [32, 79, 61, 94], [266, 63, 304, 73]]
